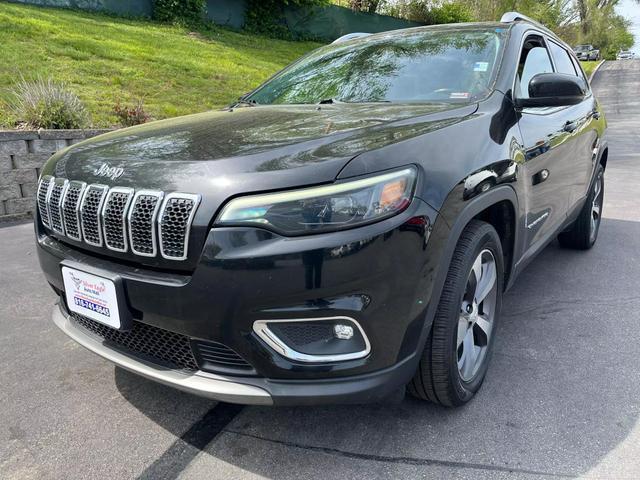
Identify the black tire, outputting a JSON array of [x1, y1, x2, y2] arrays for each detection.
[[408, 220, 504, 407], [558, 165, 604, 250]]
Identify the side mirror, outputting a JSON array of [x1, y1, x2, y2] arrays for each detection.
[[515, 73, 586, 108]]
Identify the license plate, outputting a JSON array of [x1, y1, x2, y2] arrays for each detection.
[[62, 266, 121, 329]]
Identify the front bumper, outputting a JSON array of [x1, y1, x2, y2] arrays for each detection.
[[52, 304, 273, 405], [39, 197, 446, 404], [53, 301, 420, 405]]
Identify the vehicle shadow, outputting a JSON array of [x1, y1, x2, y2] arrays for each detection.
[[115, 217, 640, 478]]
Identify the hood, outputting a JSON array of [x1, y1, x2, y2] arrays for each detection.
[[45, 103, 477, 196]]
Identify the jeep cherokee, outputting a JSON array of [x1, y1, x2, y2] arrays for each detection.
[[35, 12, 607, 406]]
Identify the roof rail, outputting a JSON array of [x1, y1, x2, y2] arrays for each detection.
[[332, 32, 372, 44], [500, 11, 555, 36]]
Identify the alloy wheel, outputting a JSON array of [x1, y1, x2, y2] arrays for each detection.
[[457, 249, 498, 382], [590, 173, 603, 241]]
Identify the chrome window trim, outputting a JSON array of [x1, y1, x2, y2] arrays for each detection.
[[80, 184, 109, 247], [127, 189, 164, 258], [158, 192, 201, 261], [37, 175, 54, 229], [62, 181, 87, 241], [512, 30, 554, 102], [253, 316, 371, 363], [101, 186, 134, 253], [50, 178, 69, 236]]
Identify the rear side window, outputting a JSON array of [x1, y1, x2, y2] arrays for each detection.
[[548, 41, 577, 75], [516, 38, 553, 98]]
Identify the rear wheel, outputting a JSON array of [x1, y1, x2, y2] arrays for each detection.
[[558, 165, 604, 249], [409, 220, 503, 407]]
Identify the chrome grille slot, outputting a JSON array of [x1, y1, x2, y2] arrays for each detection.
[[37, 176, 54, 228], [80, 184, 108, 246], [158, 193, 200, 260], [49, 178, 69, 235], [128, 190, 163, 257], [61, 181, 86, 241], [102, 187, 134, 252]]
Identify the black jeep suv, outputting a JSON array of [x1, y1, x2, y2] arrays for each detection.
[[35, 12, 607, 406]]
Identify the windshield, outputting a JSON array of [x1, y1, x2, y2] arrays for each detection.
[[575, 45, 590, 52], [245, 27, 506, 105]]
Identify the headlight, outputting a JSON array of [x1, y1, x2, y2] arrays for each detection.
[[215, 167, 417, 235]]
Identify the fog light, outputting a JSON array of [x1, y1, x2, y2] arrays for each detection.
[[333, 324, 354, 340], [253, 317, 370, 362]]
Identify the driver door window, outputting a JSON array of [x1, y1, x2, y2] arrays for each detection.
[[516, 38, 554, 99]]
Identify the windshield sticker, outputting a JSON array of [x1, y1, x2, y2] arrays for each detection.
[[450, 92, 470, 99], [473, 62, 489, 72]]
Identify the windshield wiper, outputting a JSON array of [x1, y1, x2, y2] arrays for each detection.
[[232, 98, 259, 108], [318, 98, 392, 105], [318, 98, 343, 104]]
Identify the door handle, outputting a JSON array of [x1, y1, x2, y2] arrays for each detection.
[[563, 121, 578, 133], [591, 109, 601, 120]]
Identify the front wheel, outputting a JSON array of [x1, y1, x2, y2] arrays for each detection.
[[408, 220, 503, 407]]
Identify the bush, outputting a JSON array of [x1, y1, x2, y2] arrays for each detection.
[[113, 100, 150, 127], [9, 77, 88, 129], [152, 0, 206, 26], [245, 0, 328, 39]]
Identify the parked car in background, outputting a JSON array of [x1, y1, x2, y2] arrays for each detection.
[[574, 44, 600, 61], [617, 50, 635, 60], [35, 12, 607, 407]]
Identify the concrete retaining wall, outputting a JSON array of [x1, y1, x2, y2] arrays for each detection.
[[0, 129, 110, 223]]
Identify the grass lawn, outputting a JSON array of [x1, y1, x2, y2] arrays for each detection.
[[0, 3, 322, 127], [580, 60, 602, 79]]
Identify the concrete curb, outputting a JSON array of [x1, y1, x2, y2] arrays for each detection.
[[589, 60, 606, 82]]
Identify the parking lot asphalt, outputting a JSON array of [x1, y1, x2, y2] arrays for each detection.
[[2, 59, 640, 480]]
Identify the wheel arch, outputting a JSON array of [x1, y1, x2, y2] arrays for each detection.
[[598, 145, 608, 170], [441, 186, 520, 293], [414, 186, 520, 363]]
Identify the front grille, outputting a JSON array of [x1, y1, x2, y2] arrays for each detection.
[[70, 313, 254, 375], [49, 179, 68, 235], [62, 181, 86, 241], [80, 184, 108, 246], [192, 340, 254, 373], [128, 191, 162, 257], [71, 313, 199, 371], [159, 194, 199, 260], [37, 177, 199, 262], [102, 187, 133, 252], [37, 176, 54, 228]]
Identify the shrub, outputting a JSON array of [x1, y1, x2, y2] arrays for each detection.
[[113, 100, 150, 127], [245, 0, 328, 39], [9, 77, 88, 129], [152, 0, 206, 26]]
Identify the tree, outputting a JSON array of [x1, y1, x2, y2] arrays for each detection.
[[380, 1, 473, 24], [348, 0, 381, 13], [573, 0, 635, 58], [466, 0, 635, 59], [376, 0, 635, 59]]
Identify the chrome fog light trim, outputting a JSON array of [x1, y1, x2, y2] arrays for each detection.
[[253, 316, 371, 363]]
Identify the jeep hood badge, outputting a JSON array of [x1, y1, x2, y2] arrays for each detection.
[[95, 163, 124, 180]]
